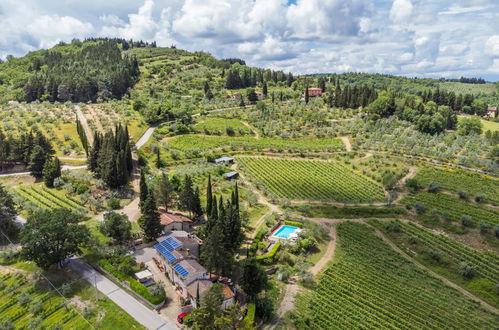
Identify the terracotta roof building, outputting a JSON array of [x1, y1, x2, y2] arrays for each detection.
[[158, 208, 193, 232]]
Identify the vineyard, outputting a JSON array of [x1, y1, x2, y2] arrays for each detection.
[[402, 192, 499, 227], [414, 167, 499, 205], [193, 118, 253, 136], [237, 157, 386, 203], [14, 185, 85, 213], [167, 135, 344, 153], [294, 222, 499, 329], [439, 82, 497, 95], [373, 220, 499, 307], [0, 273, 90, 329]]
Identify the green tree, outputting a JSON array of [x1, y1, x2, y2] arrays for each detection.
[[43, 157, 61, 188], [246, 88, 258, 104], [262, 82, 268, 97], [304, 85, 309, 104], [100, 212, 131, 244], [0, 184, 19, 237], [238, 258, 268, 299], [206, 175, 213, 216], [139, 171, 149, 212], [458, 117, 483, 135], [21, 209, 89, 269], [28, 145, 46, 178], [140, 192, 163, 241], [190, 283, 224, 329], [179, 176, 202, 217], [155, 172, 173, 212]]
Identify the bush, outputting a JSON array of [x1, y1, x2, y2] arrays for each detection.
[[240, 303, 256, 328], [479, 222, 489, 234], [494, 225, 499, 238], [107, 198, 121, 210], [457, 190, 467, 199], [256, 242, 281, 264], [427, 182, 441, 193], [255, 296, 274, 323], [284, 220, 303, 228], [458, 262, 475, 279], [428, 249, 440, 262], [387, 221, 401, 233], [460, 215, 473, 227], [406, 178, 420, 191], [474, 194, 487, 203], [414, 202, 425, 214]]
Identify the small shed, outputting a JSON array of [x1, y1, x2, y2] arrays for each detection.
[[223, 171, 239, 180], [486, 106, 497, 118], [214, 156, 234, 164], [135, 270, 153, 283]]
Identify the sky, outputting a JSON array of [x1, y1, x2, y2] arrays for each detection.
[[1, 0, 498, 80]]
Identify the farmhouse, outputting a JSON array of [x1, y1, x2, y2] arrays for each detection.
[[158, 208, 193, 233], [486, 106, 497, 118], [304, 87, 323, 98], [223, 171, 239, 180], [154, 231, 235, 309], [214, 156, 234, 164]]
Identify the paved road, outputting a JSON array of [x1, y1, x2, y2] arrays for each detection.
[[134, 126, 157, 150], [69, 258, 175, 330]]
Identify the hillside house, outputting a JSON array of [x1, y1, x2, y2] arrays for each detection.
[[486, 106, 497, 118], [223, 171, 239, 180], [158, 209, 193, 233], [154, 231, 235, 309], [303, 87, 323, 98]]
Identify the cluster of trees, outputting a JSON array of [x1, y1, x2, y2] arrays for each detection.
[[457, 77, 486, 84], [0, 129, 61, 185], [201, 176, 243, 277], [139, 171, 163, 241], [327, 82, 378, 109], [417, 88, 480, 113], [368, 91, 458, 135], [23, 40, 140, 102], [225, 64, 293, 89], [76, 117, 89, 154], [88, 124, 132, 188], [0, 184, 19, 238]]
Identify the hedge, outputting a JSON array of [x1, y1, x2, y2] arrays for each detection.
[[256, 242, 281, 264], [240, 303, 256, 328], [284, 220, 303, 228], [98, 259, 165, 305]]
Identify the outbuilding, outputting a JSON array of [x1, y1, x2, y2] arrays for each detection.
[[214, 156, 234, 164], [223, 171, 239, 180]]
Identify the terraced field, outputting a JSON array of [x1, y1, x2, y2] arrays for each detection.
[[402, 192, 499, 227], [374, 220, 499, 307], [414, 167, 499, 205], [193, 118, 253, 136], [237, 157, 386, 203], [167, 135, 344, 153], [294, 222, 499, 329], [0, 273, 90, 329], [14, 186, 85, 212]]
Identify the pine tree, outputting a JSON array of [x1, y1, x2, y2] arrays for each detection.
[[155, 148, 162, 168], [155, 172, 173, 211], [140, 191, 163, 241], [262, 82, 268, 97]]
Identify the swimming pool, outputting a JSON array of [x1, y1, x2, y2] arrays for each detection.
[[272, 225, 300, 239]]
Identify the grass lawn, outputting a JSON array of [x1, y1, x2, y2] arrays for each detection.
[[458, 115, 499, 133]]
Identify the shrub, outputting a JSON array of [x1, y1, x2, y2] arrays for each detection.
[[458, 262, 475, 279], [479, 222, 489, 234], [240, 303, 256, 328], [284, 220, 303, 228], [414, 202, 425, 214], [406, 178, 420, 191], [460, 215, 473, 227], [474, 194, 487, 203], [457, 190, 467, 199], [256, 242, 281, 264], [427, 182, 441, 193], [107, 198, 121, 210], [387, 221, 401, 233], [428, 249, 441, 262], [255, 296, 274, 323], [18, 292, 30, 305], [494, 225, 499, 238]]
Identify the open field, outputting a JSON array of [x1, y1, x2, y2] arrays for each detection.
[[414, 167, 499, 205], [293, 222, 499, 329], [237, 157, 386, 203], [373, 220, 499, 307], [12, 184, 86, 214], [439, 82, 498, 95], [167, 135, 344, 153], [402, 192, 499, 227]]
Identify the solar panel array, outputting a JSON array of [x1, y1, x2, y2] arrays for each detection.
[[154, 237, 181, 263], [174, 264, 189, 277]]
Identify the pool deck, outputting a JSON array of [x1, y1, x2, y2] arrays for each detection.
[[270, 224, 301, 241]]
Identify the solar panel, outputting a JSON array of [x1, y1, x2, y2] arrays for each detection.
[[174, 264, 189, 277], [154, 242, 177, 262], [165, 237, 181, 249]]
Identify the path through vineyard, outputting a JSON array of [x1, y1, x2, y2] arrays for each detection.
[[339, 136, 352, 152]]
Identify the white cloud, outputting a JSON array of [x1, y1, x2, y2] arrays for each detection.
[[485, 35, 499, 57], [26, 15, 93, 49], [390, 0, 413, 23]]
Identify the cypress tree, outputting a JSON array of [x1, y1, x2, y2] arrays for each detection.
[[305, 85, 309, 104], [43, 157, 61, 188], [89, 132, 101, 173], [28, 145, 46, 178], [262, 82, 268, 97], [206, 175, 213, 216], [140, 191, 163, 241], [139, 171, 148, 212]]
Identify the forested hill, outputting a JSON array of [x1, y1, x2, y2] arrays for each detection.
[[0, 39, 140, 103]]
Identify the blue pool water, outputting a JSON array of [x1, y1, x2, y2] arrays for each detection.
[[272, 225, 300, 239]]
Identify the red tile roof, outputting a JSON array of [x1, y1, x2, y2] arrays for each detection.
[[158, 208, 193, 226]]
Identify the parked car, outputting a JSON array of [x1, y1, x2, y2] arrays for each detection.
[[177, 312, 190, 324]]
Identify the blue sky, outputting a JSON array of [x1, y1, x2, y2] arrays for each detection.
[[1, 0, 498, 80]]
